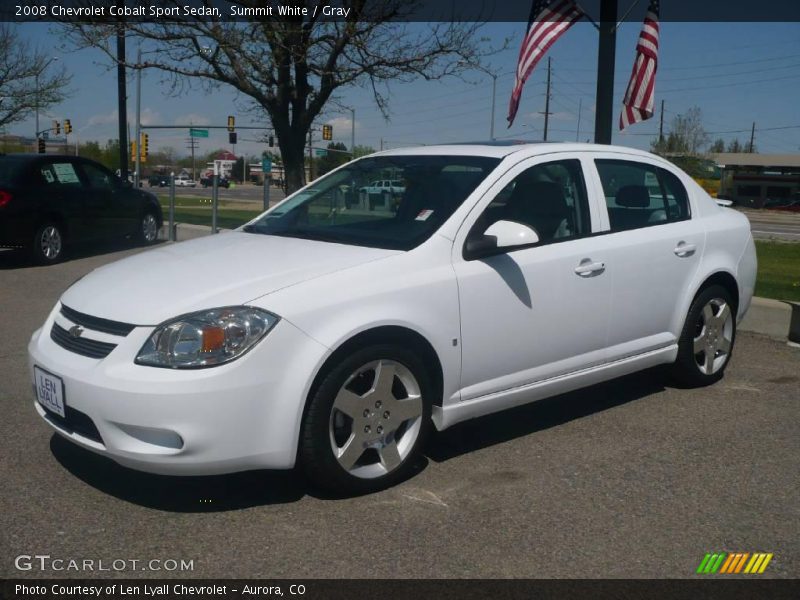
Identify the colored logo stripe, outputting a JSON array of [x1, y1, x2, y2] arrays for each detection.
[[697, 552, 773, 574]]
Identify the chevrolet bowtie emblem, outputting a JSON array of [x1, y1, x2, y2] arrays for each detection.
[[68, 325, 84, 338]]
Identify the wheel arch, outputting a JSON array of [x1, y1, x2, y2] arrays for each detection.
[[35, 212, 69, 240], [305, 325, 445, 412], [693, 270, 740, 312]]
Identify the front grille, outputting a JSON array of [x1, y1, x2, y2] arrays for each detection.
[[42, 404, 103, 444], [60, 304, 136, 336], [51, 322, 117, 359]]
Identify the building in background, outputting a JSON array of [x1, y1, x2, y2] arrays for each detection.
[[711, 153, 800, 208]]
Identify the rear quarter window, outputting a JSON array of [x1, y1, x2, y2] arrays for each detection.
[[0, 157, 30, 185]]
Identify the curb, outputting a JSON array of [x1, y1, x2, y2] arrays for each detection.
[[740, 297, 798, 345]]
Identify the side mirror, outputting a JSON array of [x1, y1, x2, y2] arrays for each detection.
[[464, 220, 540, 260]]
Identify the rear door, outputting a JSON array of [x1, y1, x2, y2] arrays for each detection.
[[35, 160, 94, 240], [78, 161, 140, 237], [586, 154, 705, 359]]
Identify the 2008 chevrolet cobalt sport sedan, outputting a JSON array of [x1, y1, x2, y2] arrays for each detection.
[[28, 143, 757, 493]]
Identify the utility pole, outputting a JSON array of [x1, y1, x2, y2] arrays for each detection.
[[576, 98, 582, 142], [594, 0, 617, 145], [117, 25, 129, 181], [542, 57, 552, 141], [308, 129, 313, 181], [350, 107, 355, 158], [658, 99, 665, 144], [749, 122, 755, 153], [134, 47, 141, 188]]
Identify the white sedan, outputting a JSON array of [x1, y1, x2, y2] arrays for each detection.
[[28, 143, 756, 493], [174, 175, 196, 187]]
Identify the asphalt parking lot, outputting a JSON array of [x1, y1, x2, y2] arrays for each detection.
[[0, 237, 798, 579]]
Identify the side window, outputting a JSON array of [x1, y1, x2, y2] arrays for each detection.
[[38, 162, 83, 187], [80, 163, 115, 190], [474, 159, 591, 244], [595, 159, 687, 232], [657, 167, 691, 221]]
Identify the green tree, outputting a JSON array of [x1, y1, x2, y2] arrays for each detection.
[[709, 138, 725, 153], [352, 144, 376, 159], [317, 142, 350, 176], [651, 106, 709, 155]]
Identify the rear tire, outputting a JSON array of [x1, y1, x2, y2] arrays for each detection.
[[300, 344, 433, 495], [671, 284, 736, 387], [31, 222, 64, 265]]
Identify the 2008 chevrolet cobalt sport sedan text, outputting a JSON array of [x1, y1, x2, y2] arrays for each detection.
[[29, 143, 757, 493]]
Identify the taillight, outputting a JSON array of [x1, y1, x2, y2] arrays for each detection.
[[0, 190, 11, 208]]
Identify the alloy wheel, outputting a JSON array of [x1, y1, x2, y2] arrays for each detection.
[[142, 214, 158, 242], [40, 226, 62, 260], [329, 359, 423, 479], [693, 297, 734, 375]]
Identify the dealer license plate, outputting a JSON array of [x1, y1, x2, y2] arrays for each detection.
[[34, 366, 66, 418]]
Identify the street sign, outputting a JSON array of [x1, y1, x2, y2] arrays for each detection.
[[315, 149, 327, 157], [189, 128, 209, 138], [261, 158, 272, 173]]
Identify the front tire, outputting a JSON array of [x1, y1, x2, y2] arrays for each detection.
[[139, 212, 159, 245], [672, 285, 736, 387], [300, 344, 433, 494], [31, 222, 64, 264]]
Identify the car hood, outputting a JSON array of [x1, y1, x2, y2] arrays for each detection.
[[60, 232, 399, 325]]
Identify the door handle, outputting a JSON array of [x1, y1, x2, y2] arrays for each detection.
[[673, 242, 697, 257], [574, 259, 605, 277]]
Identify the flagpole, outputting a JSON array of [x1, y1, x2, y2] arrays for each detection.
[[594, 0, 617, 145]]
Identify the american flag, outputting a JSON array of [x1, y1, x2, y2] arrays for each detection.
[[507, 0, 584, 127], [619, 0, 660, 131]]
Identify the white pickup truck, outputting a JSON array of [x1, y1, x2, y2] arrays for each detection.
[[358, 180, 405, 196]]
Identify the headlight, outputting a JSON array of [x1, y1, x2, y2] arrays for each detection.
[[135, 306, 279, 369]]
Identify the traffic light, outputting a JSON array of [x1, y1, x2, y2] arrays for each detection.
[[141, 133, 149, 163], [37, 138, 46, 154], [229, 132, 237, 145], [53, 120, 60, 135], [64, 119, 72, 135], [130, 140, 137, 159], [268, 135, 274, 147], [322, 124, 332, 141], [227, 115, 235, 132]]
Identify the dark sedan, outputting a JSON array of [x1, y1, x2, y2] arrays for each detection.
[[0, 154, 163, 263]]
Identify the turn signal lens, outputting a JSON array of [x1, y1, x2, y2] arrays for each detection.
[[201, 326, 225, 353], [0, 190, 12, 208]]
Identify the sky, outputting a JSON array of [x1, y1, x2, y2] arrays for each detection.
[[8, 20, 800, 159]]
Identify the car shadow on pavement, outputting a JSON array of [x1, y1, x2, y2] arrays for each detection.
[[0, 239, 165, 270], [425, 366, 668, 463], [49, 367, 666, 511], [49, 434, 308, 512]]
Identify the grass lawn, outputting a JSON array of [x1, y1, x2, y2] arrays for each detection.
[[754, 241, 800, 302], [158, 196, 260, 230]]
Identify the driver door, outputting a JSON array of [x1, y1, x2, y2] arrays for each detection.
[[452, 156, 612, 401]]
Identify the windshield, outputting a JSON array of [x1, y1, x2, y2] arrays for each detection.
[[243, 155, 501, 250]]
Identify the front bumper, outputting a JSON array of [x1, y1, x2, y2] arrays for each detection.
[[28, 303, 328, 475]]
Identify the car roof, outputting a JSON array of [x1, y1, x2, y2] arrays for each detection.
[[372, 142, 661, 161]]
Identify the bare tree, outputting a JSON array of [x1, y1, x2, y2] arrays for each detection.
[[0, 25, 71, 130], [62, 1, 501, 192], [650, 106, 710, 156]]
